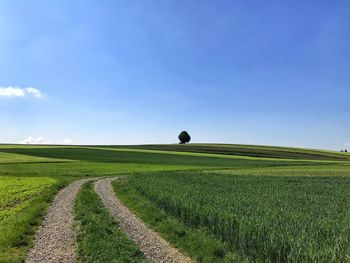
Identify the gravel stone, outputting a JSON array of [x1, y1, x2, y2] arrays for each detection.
[[26, 178, 93, 263], [95, 178, 193, 263]]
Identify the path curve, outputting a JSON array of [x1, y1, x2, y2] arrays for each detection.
[[95, 178, 193, 263], [26, 178, 94, 263]]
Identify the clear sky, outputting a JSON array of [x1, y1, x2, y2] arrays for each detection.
[[0, 1, 349, 149]]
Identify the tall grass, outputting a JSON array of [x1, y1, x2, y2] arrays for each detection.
[[126, 171, 350, 262]]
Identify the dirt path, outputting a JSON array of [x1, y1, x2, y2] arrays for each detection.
[[95, 178, 193, 263], [26, 178, 94, 263]]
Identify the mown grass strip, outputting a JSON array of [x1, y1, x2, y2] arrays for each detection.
[[74, 183, 148, 263], [112, 177, 241, 263], [0, 151, 75, 164]]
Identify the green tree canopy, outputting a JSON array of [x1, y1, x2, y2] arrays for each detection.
[[178, 131, 191, 144]]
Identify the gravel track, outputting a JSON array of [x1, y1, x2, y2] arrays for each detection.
[[95, 178, 193, 263], [25, 178, 94, 263]]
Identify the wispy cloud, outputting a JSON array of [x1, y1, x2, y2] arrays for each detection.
[[25, 87, 42, 98], [17, 137, 74, 145], [0, 86, 42, 98], [62, 139, 73, 144], [18, 137, 49, 144]]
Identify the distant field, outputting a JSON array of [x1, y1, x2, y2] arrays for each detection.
[[0, 143, 350, 262], [0, 151, 73, 164], [102, 143, 350, 161], [0, 146, 331, 180], [0, 146, 321, 167]]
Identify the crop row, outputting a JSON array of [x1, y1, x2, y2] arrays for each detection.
[[0, 176, 57, 221], [129, 171, 350, 262]]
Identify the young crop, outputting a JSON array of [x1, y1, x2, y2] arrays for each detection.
[[0, 176, 57, 222], [128, 171, 350, 262], [0, 176, 59, 263]]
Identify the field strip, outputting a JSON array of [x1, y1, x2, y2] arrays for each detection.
[[25, 178, 95, 263], [95, 178, 193, 263], [87, 146, 344, 163]]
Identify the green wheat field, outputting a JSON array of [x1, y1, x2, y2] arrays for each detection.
[[1, 144, 350, 262]]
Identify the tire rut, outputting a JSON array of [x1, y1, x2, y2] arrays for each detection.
[[95, 178, 193, 263], [25, 178, 94, 263]]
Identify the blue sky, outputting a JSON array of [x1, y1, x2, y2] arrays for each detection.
[[0, 1, 349, 149]]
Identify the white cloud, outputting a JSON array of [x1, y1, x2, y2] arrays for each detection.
[[18, 137, 49, 144], [25, 87, 42, 98], [17, 137, 73, 145], [17, 136, 73, 145], [0, 86, 42, 98], [0, 87, 25, 97], [62, 139, 73, 144]]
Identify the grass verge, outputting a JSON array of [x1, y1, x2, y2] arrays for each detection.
[[74, 182, 148, 263]]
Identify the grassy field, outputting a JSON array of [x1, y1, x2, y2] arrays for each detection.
[[114, 171, 350, 262], [0, 143, 350, 262], [0, 151, 73, 164], [101, 143, 350, 161], [0, 176, 66, 263], [0, 146, 330, 168], [113, 176, 240, 262]]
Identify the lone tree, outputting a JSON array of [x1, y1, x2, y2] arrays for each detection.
[[178, 131, 191, 144]]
